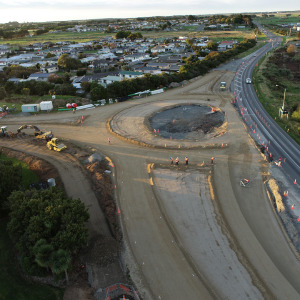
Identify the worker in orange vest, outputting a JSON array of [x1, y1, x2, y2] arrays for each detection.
[[170, 157, 174, 164], [211, 157, 215, 164], [185, 156, 189, 165]]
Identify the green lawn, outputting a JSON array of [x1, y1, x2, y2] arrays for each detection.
[[0, 218, 64, 300]]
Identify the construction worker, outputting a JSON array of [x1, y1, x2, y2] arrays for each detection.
[[185, 156, 189, 165], [108, 137, 111, 144], [175, 157, 179, 165], [211, 157, 214, 164], [170, 157, 174, 164]]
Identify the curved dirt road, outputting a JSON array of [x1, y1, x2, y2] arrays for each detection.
[[2, 71, 300, 299]]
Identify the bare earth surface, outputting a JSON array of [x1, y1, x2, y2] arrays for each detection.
[[2, 70, 300, 300]]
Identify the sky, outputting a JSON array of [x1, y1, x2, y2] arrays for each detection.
[[0, 0, 298, 23]]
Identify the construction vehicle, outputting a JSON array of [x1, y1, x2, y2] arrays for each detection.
[[0, 126, 15, 138], [47, 138, 67, 152], [17, 125, 53, 140], [220, 81, 226, 90]]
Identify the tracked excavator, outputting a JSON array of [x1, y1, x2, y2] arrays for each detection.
[[17, 125, 53, 140]]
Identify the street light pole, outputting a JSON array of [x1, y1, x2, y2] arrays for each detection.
[[282, 88, 286, 111]]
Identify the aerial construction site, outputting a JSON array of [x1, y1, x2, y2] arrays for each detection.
[[1, 65, 300, 300]]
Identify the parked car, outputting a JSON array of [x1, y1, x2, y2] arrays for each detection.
[[246, 78, 252, 84]]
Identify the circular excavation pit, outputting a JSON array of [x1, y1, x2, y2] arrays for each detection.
[[109, 100, 228, 149], [150, 104, 225, 140]]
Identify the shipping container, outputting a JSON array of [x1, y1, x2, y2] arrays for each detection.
[[40, 101, 53, 111], [21, 104, 40, 113]]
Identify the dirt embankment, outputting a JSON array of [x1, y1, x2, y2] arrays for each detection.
[[0, 146, 62, 185]]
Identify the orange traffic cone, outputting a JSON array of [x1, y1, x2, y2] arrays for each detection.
[[286, 191, 289, 196], [298, 216, 300, 222], [112, 164, 114, 168], [118, 208, 121, 214], [291, 204, 295, 210], [114, 185, 117, 189], [294, 179, 297, 185]]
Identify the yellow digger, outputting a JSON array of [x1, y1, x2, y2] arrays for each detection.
[[47, 138, 67, 152], [17, 125, 53, 140]]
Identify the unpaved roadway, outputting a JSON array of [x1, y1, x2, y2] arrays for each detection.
[[2, 70, 300, 299]]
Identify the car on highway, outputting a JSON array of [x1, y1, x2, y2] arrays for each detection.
[[246, 78, 252, 84]]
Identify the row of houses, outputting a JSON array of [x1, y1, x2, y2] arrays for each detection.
[[0, 35, 240, 93]]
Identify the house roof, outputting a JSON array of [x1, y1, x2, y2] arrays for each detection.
[[119, 70, 143, 76], [28, 73, 50, 78]]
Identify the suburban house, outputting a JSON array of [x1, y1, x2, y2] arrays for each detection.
[[137, 66, 162, 74], [99, 75, 121, 87], [123, 53, 150, 62], [27, 73, 51, 81], [41, 64, 58, 73], [218, 40, 238, 50], [119, 70, 144, 80], [151, 46, 166, 53]]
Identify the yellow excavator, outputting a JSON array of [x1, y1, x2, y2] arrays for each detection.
[[47, 138, 67, 152], [17, 125, 53, 140]]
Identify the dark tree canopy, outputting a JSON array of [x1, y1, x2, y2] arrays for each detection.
[[7, 188, 89, 275]]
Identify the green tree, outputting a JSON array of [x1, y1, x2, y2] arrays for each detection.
[[57, 54, 69, 70], [90, 84, 107, 101], [7, 188, 89, 262], [21, 87, 30, 99], [0, 86, 7, 100], [206, 41, 218, 51], [33, 239, 54, 271], [50, 249, 71, 282], [0, 160, 22, 211]]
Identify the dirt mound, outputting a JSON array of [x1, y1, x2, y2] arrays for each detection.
[[86, 161, 119, 240]]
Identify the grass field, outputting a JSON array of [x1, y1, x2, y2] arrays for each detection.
[[254, 13, 300, 26], [0, 154, 64, 300], [0, 94, 82, 114], [252, 51, 300, 145], [0, 29, 258, 46]]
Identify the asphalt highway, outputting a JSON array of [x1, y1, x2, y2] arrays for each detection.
[[233, 27, 300, 191]]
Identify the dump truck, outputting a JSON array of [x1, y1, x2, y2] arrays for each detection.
[[47, 138, 67, 152]]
